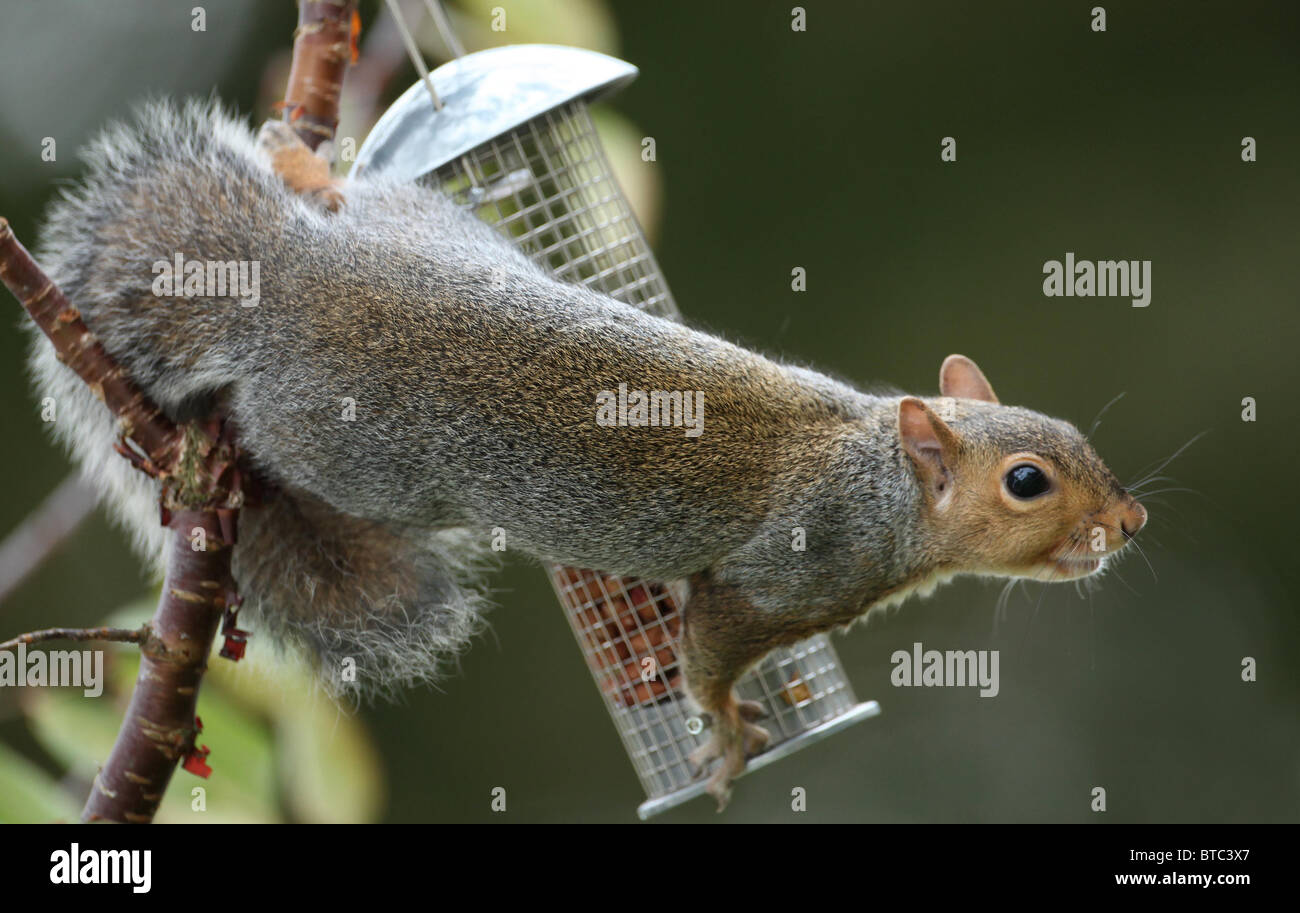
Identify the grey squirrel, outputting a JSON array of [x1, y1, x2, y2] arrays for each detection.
[[31, 100, 1147, 806]]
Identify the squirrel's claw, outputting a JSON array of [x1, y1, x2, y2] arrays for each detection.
[[707, 771, 734, 812], [702, 724, 769, 811], [257, 120, 345, 212], [743, 721, 772, 755], [687, 731, 736, 804], [687, 704, 771, 810], [687, 733, 718, 776]]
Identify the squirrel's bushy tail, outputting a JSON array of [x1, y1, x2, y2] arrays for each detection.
[[28, 98, 494, 701], [235, 493, 493, 700]]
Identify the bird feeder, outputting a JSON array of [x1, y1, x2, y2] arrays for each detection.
[[353, 42, 880, 818]]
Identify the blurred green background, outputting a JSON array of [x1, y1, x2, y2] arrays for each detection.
[[0, 0, 1296, 822]]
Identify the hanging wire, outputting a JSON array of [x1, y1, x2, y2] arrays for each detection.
[[382, 0, 481, 184], [423, 0, 466, 58], [384, 0, 443, 110]]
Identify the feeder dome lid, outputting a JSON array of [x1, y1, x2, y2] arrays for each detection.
[[351, 43, 638, 182]]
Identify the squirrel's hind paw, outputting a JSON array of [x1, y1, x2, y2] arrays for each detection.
[[688, 697, 771, 810]]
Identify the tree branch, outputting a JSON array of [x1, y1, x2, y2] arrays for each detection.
[[81, 509, 235, 823], [0, 220, 181, 471], [0, 625, 148, 652], [282, 0, 360, 150]]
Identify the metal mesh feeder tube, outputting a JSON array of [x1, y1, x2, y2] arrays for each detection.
[[353, 43, 880, 818]]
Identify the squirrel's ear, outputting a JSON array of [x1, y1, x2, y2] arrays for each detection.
[[939, 354, 998, 404], [898, 397, 960, 503]]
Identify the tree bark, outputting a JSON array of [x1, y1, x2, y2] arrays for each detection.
[[82, 510, 233, 823], [282, 0, 360, 150]]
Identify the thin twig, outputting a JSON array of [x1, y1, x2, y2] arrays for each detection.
[[80, 2, 359, 823], [0, 624, 148, 652], [0, 472, 98, 606]]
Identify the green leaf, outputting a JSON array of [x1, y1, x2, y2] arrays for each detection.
[[23, 683, 128, 783], [24, 640, 282, 823], [277, 696, 385, 823], [21, 594, 383, 822], [0, 741, 80, 824], [151, 655, 281, 824], [205, 647, 385, 823]]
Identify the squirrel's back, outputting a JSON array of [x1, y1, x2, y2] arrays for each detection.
[[30, 100, 880, 698]]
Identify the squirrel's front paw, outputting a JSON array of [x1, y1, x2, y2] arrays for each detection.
[[257, 120, 345, 212], [687, 696, 771, 811]]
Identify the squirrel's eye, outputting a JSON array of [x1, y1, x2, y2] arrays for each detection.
[[1005, 464, 1050, 499]]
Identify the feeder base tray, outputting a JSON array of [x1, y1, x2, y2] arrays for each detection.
[[635, 700, 882, 819]]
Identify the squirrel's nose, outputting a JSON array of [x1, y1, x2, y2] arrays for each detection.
[[1120, 500, 1147, 538]]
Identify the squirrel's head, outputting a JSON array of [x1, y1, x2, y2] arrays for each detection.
[[898, 355, 1146, 582]]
